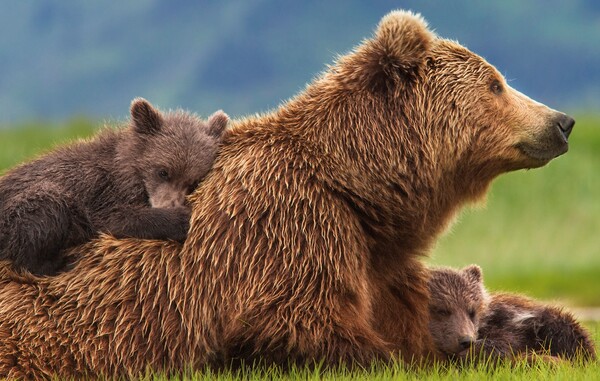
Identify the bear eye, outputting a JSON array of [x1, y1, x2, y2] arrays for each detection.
[[432, 307, 451, 317], [490, 79, 503, 95], [157, 169, 169, 181], [426, 57, 436, 69], [468, 309, 476, 320], [187, 180, 200, 194]]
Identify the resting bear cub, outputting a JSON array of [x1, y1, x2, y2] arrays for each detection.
[[0, 98, 228, 275], [428, 265, 596, 362]]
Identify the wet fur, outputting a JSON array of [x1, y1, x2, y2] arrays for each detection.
[[0, 10, 574, 378]]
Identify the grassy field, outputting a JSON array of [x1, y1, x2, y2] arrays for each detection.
[[152, 326, 600, 381], [0, 117, 98, 171], [1, 115, 598, 379]]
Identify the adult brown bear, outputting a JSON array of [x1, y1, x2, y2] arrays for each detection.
[[0, 10, 573, 378]]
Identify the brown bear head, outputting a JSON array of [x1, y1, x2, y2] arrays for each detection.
[[326, 10, 573, 212], [428, 265, 489, 358], [422, 31, 574, 174]]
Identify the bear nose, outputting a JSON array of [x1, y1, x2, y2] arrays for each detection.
[[459, 336, 475, 350], [556, 114, 575, 140]]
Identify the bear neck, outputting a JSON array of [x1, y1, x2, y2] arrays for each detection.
[[270, 77, 499, 271]]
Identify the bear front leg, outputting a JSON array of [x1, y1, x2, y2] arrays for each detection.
[[101, 206, 191, 242], [223, 287, 392, 369], [322, 320, 392, 368], [0, 185, 93, 275], [223, 322, 391, 370], [370, 258, 439, 365]]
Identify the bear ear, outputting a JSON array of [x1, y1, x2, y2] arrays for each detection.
[[353, 10, 433, 91], [206, 110, 229, 138], [374, 10, 433, 70], [462, 265, 483, 283], [130, 98, 164, 135]]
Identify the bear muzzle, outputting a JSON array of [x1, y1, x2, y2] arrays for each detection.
[[556, 113, 575, 141], [544, 112, 574, 156], [516, 112, 574, 164]]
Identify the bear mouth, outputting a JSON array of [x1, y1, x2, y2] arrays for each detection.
[[516, 141, 568, 163], [441, 349, 467, 362], [515, 124, 570, 165]]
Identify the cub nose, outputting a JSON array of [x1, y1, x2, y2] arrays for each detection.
[[556, 113, 575, 139], [459, 336, 475, 350]]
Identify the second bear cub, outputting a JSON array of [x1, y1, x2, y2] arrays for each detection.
[[428, 265, 596, 362], [0, 98, 228, 275]]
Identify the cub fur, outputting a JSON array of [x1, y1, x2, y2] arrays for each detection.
[[0, 98, 228, 275], [428, 265, 596, 362]]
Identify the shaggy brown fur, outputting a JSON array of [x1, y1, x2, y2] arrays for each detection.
[[477, 293, 596, 362], [0, 98, 228, 275], [428, 265, 490, 358], [428, 266, 596, 362], [0, 10, 575, 378]]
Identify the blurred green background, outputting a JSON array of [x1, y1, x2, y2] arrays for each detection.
[[0, 2, 598, 307]]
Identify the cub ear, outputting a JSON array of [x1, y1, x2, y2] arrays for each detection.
[[130, 98, 164, 135], [206, 110, 229, 138], [462, 265, 483, 284]]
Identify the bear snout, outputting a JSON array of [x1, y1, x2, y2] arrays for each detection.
[[458, 335, 475, 351], [555, 113, 575, 140], [515, 112, 574, 165], [541, 112, 574, 156], [149, 186, 188, 209]]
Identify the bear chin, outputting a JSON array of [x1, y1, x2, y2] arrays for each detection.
[[515, 139, 568, 167], [515, 115, 572, 166]]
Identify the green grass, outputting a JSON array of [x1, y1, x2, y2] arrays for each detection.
[[143, 322, 600, 380], [0, 117, 98, 174]]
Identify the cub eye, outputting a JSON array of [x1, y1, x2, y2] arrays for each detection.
[[187, 181, 200, 194], [431, 308, 451, 317], [468, 309, 476, 320], [490, 79, 503, 95], [157, 169, 169, 181]]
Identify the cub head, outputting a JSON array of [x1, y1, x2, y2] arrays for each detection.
[[128, 98, 228, 208], [428, 265, 489, 358]]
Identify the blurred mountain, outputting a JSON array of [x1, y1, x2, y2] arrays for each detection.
[[0, 0, 598, 124]]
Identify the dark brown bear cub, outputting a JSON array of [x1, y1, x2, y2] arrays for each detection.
[[428, 265, 596, 362], [0, 98, 228, 275], [428, 265, 490, 358]]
